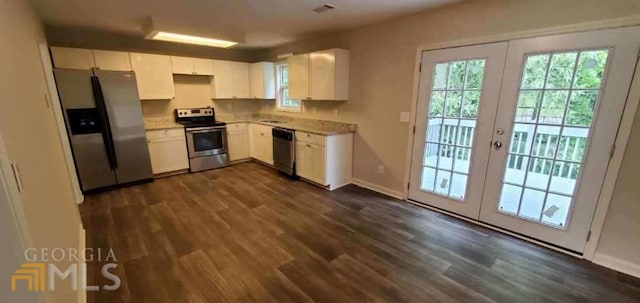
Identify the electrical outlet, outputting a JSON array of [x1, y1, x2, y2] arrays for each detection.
[[333, 108, 339, 117], [377, 165, 384, 174]]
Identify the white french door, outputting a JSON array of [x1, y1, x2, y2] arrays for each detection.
[[409, 42, 507, 218], [409, 26, 640, 253]]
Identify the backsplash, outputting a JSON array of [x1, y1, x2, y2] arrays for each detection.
[[216, 112, 357, 133]]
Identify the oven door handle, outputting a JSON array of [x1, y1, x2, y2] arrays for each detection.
[[187, 128, 226, 133]]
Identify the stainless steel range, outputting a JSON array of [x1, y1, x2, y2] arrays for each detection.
[[175, 108, 229, 172]]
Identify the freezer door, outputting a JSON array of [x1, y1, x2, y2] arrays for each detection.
[[53, 69, 117, 191], [70, 134, 118, 190], [94, 70, 153, 184]]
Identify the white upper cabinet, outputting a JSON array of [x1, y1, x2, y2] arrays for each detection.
[[211, 60, 234, 98], [50, 47, 133, 71], [288, 54, 310, 100], [171, 56, 214, 76], [130, 53, 175, 100], [193, 58, 215, 76], [170, 56, 193, 75], [288, 49, 350, 101], [92, 50, 132, 71], [212, 60, 251, 99], [231, 61, 251, 98], [50, 47, 95, 70], [250, 62, 276, 99], [310, 49, 349, 100]]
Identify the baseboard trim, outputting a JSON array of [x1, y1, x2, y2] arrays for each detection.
[[593, 253, 640, 278], [230, 158, 253, 165], [350, 178, 405, 200]]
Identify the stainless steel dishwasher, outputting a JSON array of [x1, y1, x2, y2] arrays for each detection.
[[272, 128, 295, 176]]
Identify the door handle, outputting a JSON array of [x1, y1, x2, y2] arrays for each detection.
[[493, 141, 503, 150], [92, 76, 118, 170]]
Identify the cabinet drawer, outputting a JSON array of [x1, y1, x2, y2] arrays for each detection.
[[250, 123, 273, 137], [296, 131, 325, 146], [146, 128, 185, 140], [227, 123, 247, 131]]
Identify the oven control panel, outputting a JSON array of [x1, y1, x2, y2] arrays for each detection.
[[176, 108, 214, 117]]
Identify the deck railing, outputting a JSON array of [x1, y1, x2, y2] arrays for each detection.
[[426, 120, 586, 181]]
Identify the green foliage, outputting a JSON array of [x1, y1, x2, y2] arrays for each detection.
[[522, 54, 549, 89], [540, 91, 568, 124], [546, 53, 577, 88], [428, 60, 484, 119], [566, 90, 596, 126], [517, 50, 608, 126]]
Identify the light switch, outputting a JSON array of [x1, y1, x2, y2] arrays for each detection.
[[400, 112, 410, 123]]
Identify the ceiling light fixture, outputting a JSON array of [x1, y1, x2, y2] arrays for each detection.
[[148, 31, 237, 48], [277, 52, 296, 59]]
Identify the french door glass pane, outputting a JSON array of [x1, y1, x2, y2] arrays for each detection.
[[420, 59, 486, 201], [497, 49, 609, 228]]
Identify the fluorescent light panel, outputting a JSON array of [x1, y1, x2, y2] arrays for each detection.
[[150, 31, 237, 48]]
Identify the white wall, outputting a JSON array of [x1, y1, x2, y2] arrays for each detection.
[[596, 104, 640, 270], [264, 0, 640, 269], [0, 0, 83, 301]]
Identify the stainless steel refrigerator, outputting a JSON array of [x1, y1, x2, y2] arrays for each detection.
[[54, 69, 153, 192]]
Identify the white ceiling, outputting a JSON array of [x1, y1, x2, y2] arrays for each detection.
[[32, 0, 457, 48]]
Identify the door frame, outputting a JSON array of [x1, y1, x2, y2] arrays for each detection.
[[0, 132, 44, 303], [403, 16, 640, 261], [36, 42, 84, 204]]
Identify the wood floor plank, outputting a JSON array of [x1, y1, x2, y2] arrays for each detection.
[[80, 162, 640, 303]]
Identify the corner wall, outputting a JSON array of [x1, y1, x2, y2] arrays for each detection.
[[595, 104, 640, 275], [0, 0, 84, 301]]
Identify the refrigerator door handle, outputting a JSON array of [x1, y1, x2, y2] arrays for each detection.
[[91, 76, 118, 170]]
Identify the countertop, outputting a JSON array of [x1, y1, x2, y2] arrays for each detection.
[[144, 116, 356, 136], [222, 119, 355, 136], [144, 118, 184, 130]]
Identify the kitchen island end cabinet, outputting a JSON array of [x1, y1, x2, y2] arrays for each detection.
[[295, 131, 352, 190]]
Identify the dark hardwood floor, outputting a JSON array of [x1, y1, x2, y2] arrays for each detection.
[[80, 162, 640, 303]]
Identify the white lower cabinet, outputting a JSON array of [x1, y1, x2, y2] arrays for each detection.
[[295, 141, 327, 185], [249, 124, 273, 164], [309, 144, 327, 184], [295, 131, 352, 190], [146, 128, 189, 174], [295, 141, 310, 179], [245, 123, 352, 190], [227, 123, 250, 161]]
